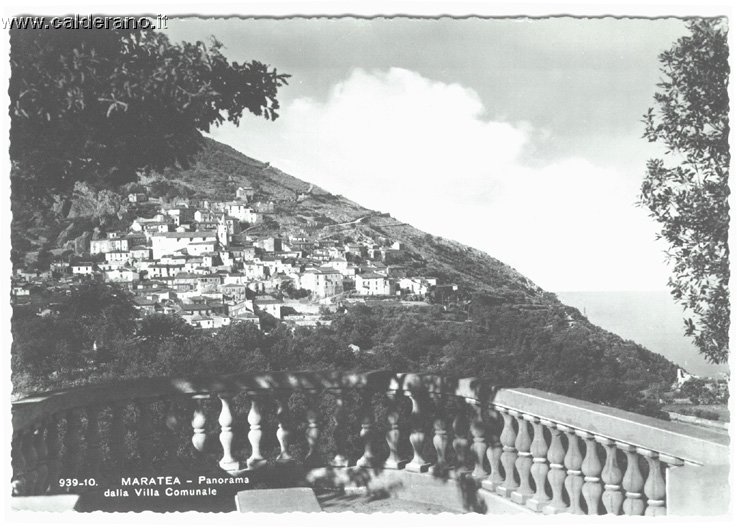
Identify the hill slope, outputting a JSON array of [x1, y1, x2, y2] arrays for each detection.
[[154, 138, 551, 302], [11, 137, 679, 413]]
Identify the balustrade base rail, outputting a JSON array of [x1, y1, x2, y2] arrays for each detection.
[[11, 371, 730, 515]]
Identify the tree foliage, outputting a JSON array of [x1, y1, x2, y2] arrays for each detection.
[[12, 287, 677, 420], [9, 28, 289, 201], [640, 18, 730, 363]]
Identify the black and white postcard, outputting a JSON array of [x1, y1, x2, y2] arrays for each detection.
[[3, 1, 734, 526]]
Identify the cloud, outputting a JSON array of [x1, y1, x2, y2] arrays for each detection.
[[209, 67, 670, 291]]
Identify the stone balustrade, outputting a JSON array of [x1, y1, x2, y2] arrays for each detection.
[[11, 371, 730, 514]]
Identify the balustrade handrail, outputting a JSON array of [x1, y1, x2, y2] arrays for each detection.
[[491, 388, 729, 466], [11, 370, 391, 431], [12, 370, 729, 468]]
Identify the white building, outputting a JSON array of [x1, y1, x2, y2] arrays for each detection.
[[399, 277, 437, 296], [355, 272, 392, 296], [225, 202, 263, 224], [232, 311, 261, 329], [151, 231, 217, 259], [254, 298, 283, 319], [300, 267, 344, 298], [325, 258, 351, 274], [90, 237, 129, 255], [187, 240, 217, 256], [104, 267, 139, 283], [194, 210, 214, 223], [105, 251, 130, 263], [130, 246, 151, 260], [72, 263, 95, 275]]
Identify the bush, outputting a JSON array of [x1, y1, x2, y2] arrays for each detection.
[[692, 409, 720, 421]]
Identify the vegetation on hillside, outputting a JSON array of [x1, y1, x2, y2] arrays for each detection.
[[8, 25, 687, 424], [12, 283, 675, 419]]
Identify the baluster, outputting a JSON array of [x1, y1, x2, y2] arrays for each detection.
[[356, 390, 375, 468], [542, 422, 568, 514], [481, 408, 503, 491], [542, 421, 568, 513], [580, 432, 603, 515], [85, 406, 102, 482], [526, 417, 550, 511], [62, 409, 81, 490], [618, 443, 645, 515], [246, 396, 265, 469], [384, 392, 406, 469], [191, 397, 208, 453], [469, 400, 488, 480], [163, 401, 180, 468], [405, 389, 430, 472], [430, 393, 449, 476], [430, 393, 449, 474], [330, 390, 349, 467], [305, 392, 322, 468], [11, 433, 26, 496], [562, 426, 585, 514], [495, 409, 518, 497], [598, 436, 623, 515], [21, 429, 39, 495], [641, 449, 666, 516], [218, 393, 240, 472], [510, 412, 534, 504], [137, 400, 154, 471], [45, 415, 61, 494], [32, 423, 49, 494], [275, 393, 293, 462], [452, 400, 471, 474]]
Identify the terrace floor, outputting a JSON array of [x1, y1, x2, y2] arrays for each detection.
[[316, 491, 461, 514]]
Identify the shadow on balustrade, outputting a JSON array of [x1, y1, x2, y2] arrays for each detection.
[[297, 373, 499, 514], [12, 371, 504, 514]]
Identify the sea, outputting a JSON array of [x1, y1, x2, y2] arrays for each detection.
[[556, 291, 730, 378]]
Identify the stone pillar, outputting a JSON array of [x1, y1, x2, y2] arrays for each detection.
[[642, 449, 667, 516], [562, 426, 585, 514], [495, 409, 519, 498], [469, 399, 489, 480], [356, 390, 375, 468], [246, 396, 265, 469], [218, 393, 240, 472], [330, 390, 349, 467], [384, 393, 406, 469], [598, 436, 624, 515], [526, 416, 550, 511], [405, 389, 430, 472], [510, 412, 534, 504], [580, 432, 603, 515], [619, 443, 646, 516], [275, 393, 293, 462], [191, 397, 208, 453], [542, 422, 568, 514], [481, 408, 503, 492], [305, 392, 322, 468], [430, 393, 449, 476]]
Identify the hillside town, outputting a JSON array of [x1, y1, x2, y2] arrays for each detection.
[[11, 186, 453, 331]]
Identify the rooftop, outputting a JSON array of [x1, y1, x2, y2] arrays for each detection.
[[153, 231, 217, 239]]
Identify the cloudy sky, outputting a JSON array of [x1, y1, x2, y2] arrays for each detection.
[[165, 17, 689, 292]]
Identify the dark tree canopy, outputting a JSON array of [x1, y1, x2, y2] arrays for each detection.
[[640, 18, 730, 363], [9, 28, 289, 201]]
